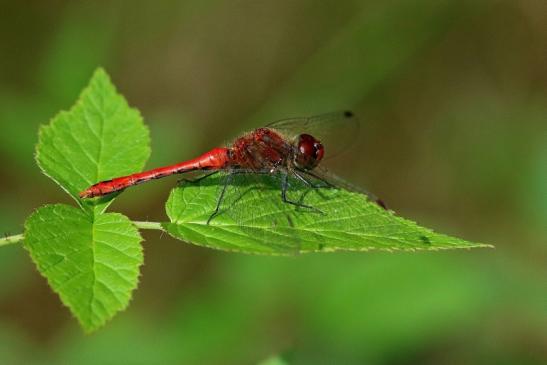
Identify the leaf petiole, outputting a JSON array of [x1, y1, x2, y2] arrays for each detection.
[[0, 233, 24, 247], [133, 221, 165, 231], [1, 221, 164, 249]]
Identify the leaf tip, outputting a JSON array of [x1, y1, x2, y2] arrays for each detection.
[[91, 66, 110, 82]]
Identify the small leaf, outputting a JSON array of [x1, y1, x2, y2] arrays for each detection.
[[36, 68, 150, 213], [24, 204, 143, 332], [164, 174, 491, 254]]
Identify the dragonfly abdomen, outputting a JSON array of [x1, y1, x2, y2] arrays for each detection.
[[79, 147, 230, 198]]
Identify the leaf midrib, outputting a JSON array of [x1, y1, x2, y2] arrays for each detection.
[[88, 217, 98, 328]]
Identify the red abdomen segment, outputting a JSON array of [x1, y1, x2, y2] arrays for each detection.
[[79, 147, 230, 198]]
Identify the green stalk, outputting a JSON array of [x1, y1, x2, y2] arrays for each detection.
[[0, 221, 164, 248], [0, 233, 24, 247]]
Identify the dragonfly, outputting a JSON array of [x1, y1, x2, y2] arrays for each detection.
[[80, 111, 386, 223]]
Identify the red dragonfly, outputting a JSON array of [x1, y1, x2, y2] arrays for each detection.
[[80, 111, 385, 223]]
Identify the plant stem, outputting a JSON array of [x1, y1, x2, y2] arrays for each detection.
[[0, 233, 24, 247], [0, 221, 164, 249], [133, 221, 165, 231]]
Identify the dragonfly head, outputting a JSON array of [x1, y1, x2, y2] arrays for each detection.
[[293, 134, 324, 170]]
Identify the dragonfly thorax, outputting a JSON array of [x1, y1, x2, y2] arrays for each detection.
[[229, 128, 292, 171]]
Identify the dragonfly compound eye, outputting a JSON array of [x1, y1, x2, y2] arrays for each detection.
[[295, 134, 324, 170]]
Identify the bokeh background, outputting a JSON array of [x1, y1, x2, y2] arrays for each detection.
[[0, 1, 545, 364]]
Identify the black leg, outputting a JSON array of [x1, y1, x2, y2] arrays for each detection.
[[177, 171, 219, 185], [298, 169, 335, 188], [207, 172, 233, 225], [293, 170, 334, 189], [292, 169, 336, 201], [280, 173, 323, 214], [292, 170, 314, 187], [302, 169, 388, 210]]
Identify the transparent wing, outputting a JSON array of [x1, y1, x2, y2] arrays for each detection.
[[266, 111, 359, 160], [177, 169, 386, 254], [215, 170, 386, 253], [301, 165, 387, 210]]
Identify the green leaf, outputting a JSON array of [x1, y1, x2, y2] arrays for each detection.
[[36, 68, 150, 213], [24, 204, 143, 332], [165, 174, 491, 255]]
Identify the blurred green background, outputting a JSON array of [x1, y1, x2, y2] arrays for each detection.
[[0, 1, 545, 364]]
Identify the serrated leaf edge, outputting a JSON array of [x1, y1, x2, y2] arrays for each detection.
[[23, 203, 144, 333], [35, 67, 151, 215]]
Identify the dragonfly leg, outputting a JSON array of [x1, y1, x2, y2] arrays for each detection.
[[177, 171, 219, 185], [207, 172, 233, 225], [303, 170, 388, 210], [293, 169, 333, 189], [297, 169, 335, 188], [291, 170, 314, 187], [281, 173, 323, 214]]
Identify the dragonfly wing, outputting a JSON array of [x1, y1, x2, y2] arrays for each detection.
[[179, 169, 385, 254], [300, 165, 387, 209], [219, 169, 388, 254], [266, 111, 359, 159]]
